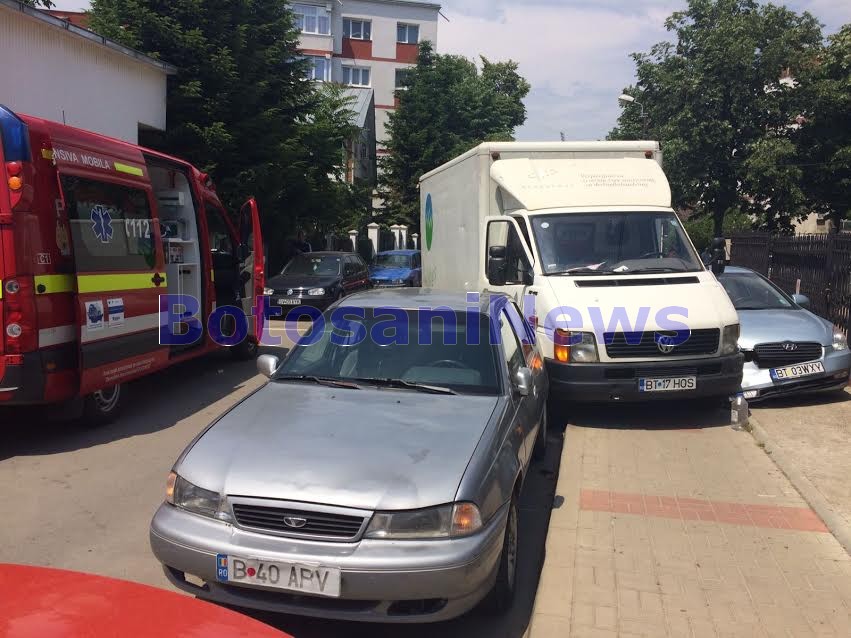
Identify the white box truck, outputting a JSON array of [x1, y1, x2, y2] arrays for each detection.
[[419, 142, 743, 403]]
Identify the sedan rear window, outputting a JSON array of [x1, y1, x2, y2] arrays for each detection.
[[276, 310, 501, 394]]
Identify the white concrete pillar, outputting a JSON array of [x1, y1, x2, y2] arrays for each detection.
[[367, 222, 380, 257], [411, 233, 419, 249], [348, 229, 358, 253], [400, 225, 408, 249], [390, 224, 401, 249]]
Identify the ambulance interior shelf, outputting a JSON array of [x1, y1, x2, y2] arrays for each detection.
[[151, 167, 202, 326]]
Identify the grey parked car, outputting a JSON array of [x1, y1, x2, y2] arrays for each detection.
[[717, 267, 850, 401], [150, 289, 549, 623]]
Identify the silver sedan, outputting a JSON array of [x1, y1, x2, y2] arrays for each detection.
[[717, 267, 850, 401], [150, 289, 549, 623]]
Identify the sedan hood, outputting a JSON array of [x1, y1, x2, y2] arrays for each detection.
[[266, 273, 340, 292], [179, 383, 499, 511], [369, 266, 413, 281], [737, 308, 832, 349]]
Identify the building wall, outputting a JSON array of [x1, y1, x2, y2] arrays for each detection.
[[0, 4, 169, 143], [296, 0, 439, 150]]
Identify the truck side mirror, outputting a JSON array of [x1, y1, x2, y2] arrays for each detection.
[[487, 245, 508, 286], [710, 237, 726, 275]]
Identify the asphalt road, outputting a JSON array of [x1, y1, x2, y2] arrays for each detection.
[[0, 339, 563, 638]]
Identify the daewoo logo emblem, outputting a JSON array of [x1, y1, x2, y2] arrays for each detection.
[[287, 289, 293, 296], [782, 342, 798, 352], [283, 516, 308, 529], [656, 335, 677, 354]]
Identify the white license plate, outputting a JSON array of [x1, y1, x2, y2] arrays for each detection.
[[216, 554, 341, 597], [277, 299, 301, 305], [638, 376, 696, 392], [770, 361, 824, 380]]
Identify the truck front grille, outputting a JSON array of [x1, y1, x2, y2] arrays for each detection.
[[604, 329, 720, 359]]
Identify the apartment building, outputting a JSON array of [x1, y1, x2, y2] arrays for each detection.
[[293, 0, 440, 156]]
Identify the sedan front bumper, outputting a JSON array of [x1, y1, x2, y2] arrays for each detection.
[[149, 502, 507, 623], [740, 348, 850, 402]]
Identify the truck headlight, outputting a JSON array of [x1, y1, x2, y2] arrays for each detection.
[[166, 471, 224, 519], [570, 332, 599, 363], [364, 503, 482, 539], [307, 288, 325, 296], [721, 324, 740, 355], [833, 330, 848, 351]]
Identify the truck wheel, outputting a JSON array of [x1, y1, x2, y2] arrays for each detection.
[[533, 409, 548, 460], [482, 496, 518, 613], [81, 384, 124, 426]]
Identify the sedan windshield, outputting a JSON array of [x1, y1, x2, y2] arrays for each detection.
[[531, 212, 703, 275], [374, 254, 412, 268], [274, 310, 500, 394], [718, 272, 795, 310], [283, 254, 341, 276]]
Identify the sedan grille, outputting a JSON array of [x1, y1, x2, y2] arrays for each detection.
[[231, 504, 366, 540], [604, 329, 720, 359], [752, 342, 823, 369]]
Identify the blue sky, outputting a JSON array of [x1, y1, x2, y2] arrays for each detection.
[[53, 0, 850, 141]]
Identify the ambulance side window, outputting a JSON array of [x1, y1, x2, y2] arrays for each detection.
[[60, 176, 156, 272]]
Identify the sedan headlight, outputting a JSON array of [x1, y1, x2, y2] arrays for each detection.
[[364, 503, 482, 539], [307, 288, 326, 296], [833, 330, 848, 351], [166, 471, 225, 519], [722, 324, 740, 355], [569, 332, 598, 363], [263, 287, 274, 296]]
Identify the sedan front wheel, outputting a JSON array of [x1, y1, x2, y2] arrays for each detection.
[[482, 495, 518, 612]]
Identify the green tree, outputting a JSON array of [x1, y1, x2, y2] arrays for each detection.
[[796, 25, 851, 230], [379, 42, 530, 226], [89, 0, 363, 260], [610, 0, 823, 236], [684, 209, 754, 252]]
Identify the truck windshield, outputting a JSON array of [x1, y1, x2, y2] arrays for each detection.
[[530, 212, 703, 275]]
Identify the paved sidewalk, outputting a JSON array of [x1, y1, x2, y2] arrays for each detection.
[[528, 405, 851, 637], [751, 389, 851, 539]]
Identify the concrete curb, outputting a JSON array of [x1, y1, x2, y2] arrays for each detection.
[[748, 414, 851, 557]]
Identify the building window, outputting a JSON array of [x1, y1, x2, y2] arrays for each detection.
[[303, 55, 330, 81], [293, 3, 330, 35], [343, 18, 372, 40], [395, 68, 412, 89], [343, 66, 371, 87], [397, 23, 419, 44]]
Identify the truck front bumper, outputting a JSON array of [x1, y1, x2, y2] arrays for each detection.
[[546, 353, 744, 402]]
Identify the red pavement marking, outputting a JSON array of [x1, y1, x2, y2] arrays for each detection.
[[580, 489, 828, 532]]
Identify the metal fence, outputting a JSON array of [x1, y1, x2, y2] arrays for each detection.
[[730, 233, 851, 337]]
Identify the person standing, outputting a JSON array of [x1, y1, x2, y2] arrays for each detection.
[[293, 230, 312, 255]]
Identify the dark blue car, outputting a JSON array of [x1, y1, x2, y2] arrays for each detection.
[[369, 249, 422, 288]]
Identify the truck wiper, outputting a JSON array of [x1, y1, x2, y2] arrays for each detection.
[[549, 268, 617, 276], [618, 267, 686, 274], [353, 377, 457, 395], [274, 375, 361, 389]]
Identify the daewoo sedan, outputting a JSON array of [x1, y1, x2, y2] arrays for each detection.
[[150, 289, 548, 623], [717, 267, 850, 401]]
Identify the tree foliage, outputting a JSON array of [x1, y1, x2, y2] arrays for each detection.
[[89, 0, 361, 259], [610, 0, 824, 235], [796, 25, 851, 229], [379, 42, 530, 226]]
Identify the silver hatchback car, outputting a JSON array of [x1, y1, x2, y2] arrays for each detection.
[[150, 289, 548, 623]]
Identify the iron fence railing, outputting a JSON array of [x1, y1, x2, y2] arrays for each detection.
[[729, 233, 851, 337]]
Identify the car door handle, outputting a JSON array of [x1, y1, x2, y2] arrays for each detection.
[[152, 273, 165, 287]]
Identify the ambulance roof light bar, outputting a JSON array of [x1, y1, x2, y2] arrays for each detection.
[[0, 105, 32, 163]]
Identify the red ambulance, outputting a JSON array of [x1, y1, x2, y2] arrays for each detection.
[[0, 105, 265, 424]]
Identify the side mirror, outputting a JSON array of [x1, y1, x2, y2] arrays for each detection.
[[792, 293, 811, 309], [710, 237, 726, 275], [514, 367, 533, 397], [487, 245, 508, 286], [256, 354, 280, 378]]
